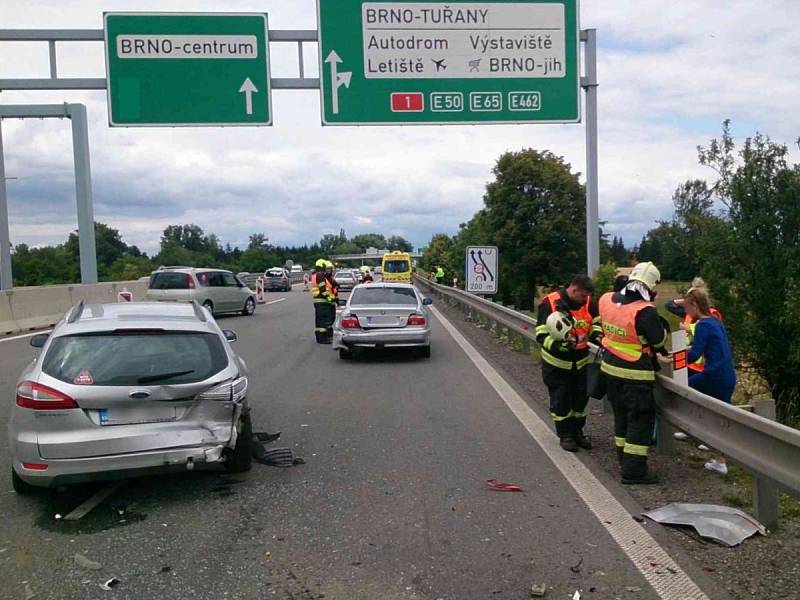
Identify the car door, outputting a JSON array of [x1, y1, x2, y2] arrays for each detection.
[[220, 271, 245, 312]]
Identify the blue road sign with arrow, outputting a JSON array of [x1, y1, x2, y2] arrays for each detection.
[[466, 246, 498, 294]]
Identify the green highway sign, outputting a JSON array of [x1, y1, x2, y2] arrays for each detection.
[[316, 0, 579, 125], [104, 13, 272, 126]]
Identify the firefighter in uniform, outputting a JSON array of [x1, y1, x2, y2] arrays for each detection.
[[599, 261, 670, 484], [535, 274, 603, 452], [310, 259, 336, 343]]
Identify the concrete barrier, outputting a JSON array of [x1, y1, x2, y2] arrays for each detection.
[[8, 285, 73, 331], [0, 280, 151, 335], [0, 293, 18, 335]]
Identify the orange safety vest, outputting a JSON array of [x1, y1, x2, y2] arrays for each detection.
[[683, 307, 723, 372], [599, 292, 654, 362], [310, 272, 334, 302], [545, 292, 592, 350]]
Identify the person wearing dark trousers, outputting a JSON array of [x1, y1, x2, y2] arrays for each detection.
[[310, 259, 336, 343], [599, 262, 670, 484], [535, 275, 602, 452]]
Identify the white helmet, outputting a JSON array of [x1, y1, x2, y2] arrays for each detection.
[[546, 311, 574, 341], [629, 261, 661, 291]]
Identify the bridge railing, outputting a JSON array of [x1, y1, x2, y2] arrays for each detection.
[[414, 275, 800, 527]]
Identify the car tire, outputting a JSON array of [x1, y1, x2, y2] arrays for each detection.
[[339, 348, 354, 360], [12, 468, 41, 495], [241, 297, 256, 316], [225, 412, 253, 473], [202, 300, 214, 315], [419, 345, 431, 359]]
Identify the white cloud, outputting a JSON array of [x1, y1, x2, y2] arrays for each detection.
[[1, 0, 798, 257]]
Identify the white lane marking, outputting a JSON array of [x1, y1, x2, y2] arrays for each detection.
[[265, 298, 286, 305], [0, 329, 53, 344], [63, 481, 125, 521], [431, 306, 709, 600]]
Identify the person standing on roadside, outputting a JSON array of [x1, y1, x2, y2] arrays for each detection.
[[664, 277, 723, 375], [599, 262, 670, 484], [535, 275, 603, 452], [435, 265, 445, 284], [683, 288, 737, 475], [310, 259, 336, 343]]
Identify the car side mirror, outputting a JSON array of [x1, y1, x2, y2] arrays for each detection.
[[422, 298, 433, 306], [30, 333, 49, 348], [222, 330, 238, 343]]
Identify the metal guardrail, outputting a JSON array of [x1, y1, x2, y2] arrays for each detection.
[[414, 276, 800, 527]]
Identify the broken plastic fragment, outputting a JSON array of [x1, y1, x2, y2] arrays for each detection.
[[572, 592, 581, 600], [530, 583, 547, 597], [100, 578, 120, 591], [74, 553, 102, 570], [486, 479, 523, 492]]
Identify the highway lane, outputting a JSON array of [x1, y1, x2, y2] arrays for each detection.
[[0, 289, 708, 599]]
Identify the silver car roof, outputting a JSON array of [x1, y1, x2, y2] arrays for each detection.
[[53, 302, 219, 335]]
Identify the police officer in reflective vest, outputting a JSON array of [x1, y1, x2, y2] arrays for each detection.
[[535, 274, 603, 452], [310, 259, 336, 343], [599, 262, 670, 484], [435, 266, 445, 284]]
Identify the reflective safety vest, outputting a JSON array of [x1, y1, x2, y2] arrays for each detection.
[[436, 268, 445, 278], [545, 292, 592, 350], [683, 307, 723, 372], [599, 292, 654, 363], [310, 272, 334, 303]]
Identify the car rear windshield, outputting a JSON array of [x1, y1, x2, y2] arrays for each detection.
[[150, 272, 191, 290], [383, 260, 410, 273], [350, 287, 418, 306], [266, 270, 285, 277], [42, 332, 228, 386]]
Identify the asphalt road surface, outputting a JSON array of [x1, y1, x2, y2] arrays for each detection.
[[0, 289, 718, 599]]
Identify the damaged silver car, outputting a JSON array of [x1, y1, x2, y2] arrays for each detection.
[[8, 300, 252, 493]]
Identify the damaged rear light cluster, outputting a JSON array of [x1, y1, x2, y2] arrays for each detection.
[[341, 316, 360, 329], [195, 376, 248, 402]]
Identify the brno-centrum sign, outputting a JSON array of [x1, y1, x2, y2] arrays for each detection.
[[317, 0, 579, 125], [104, 13, 272, 126]]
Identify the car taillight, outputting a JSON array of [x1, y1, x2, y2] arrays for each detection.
[[408, 314, 426, 326], [341, 316, 360, 329], [195, 376, 248, 402], [16, 381, 79, 410], [187, 275, 196, 289]]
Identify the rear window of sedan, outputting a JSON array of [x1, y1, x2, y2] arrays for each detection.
[[42, 332, 228, 386], [350, 287, 418, 306], [266, 269, 285, 277]]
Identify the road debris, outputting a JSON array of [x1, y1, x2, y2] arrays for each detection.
[[643, 503, 767, 546], [572, 591, 581, 600], [570, 558, 583, 573], [73, 553, 102, 570], [254, 431, 281, 444], [99, 578, 120, 591], [626, 586, 642, 592], [486, 480, 522, 492], [529, 583, 547, 597]]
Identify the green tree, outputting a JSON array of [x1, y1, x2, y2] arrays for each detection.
[[480, 148, 586, 307], [387, 235, 413, 252], [65, 222, 142, 281], [697, 122, 800, 425], [351, 233, 387, 251], [420, 233, 453, 275]]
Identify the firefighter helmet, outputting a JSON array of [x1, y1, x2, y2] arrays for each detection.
[[546, 311, 574, 341], [315, 258, 327, 269], [629, 261, 661, 291]]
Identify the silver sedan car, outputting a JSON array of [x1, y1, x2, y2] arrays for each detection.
[[333, 283, 432, 359], [9, 301, 253, 493]]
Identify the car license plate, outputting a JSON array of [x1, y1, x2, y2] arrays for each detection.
[[99, 406, 177, 426]]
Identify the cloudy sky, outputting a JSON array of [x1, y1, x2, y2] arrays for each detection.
[[1, 0, 798, 256]]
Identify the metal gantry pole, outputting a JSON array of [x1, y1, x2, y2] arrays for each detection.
[[582, 29, 600, 276], [0, 120, 12, 290], [67, 103, 98, 284]]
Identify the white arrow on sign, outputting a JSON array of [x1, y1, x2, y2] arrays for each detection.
[[325, 50, 352, 115], [238, 77, 258, 115]]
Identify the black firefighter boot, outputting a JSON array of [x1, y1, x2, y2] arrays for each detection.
[[574, 430, 592, 450], [559, 435, 578, 452]]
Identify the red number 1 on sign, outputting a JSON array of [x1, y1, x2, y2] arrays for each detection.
[[391, 92, 424, 112]]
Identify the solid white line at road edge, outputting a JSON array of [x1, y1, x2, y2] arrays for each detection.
[[430, 306, 709, 600], [265, 298, 286, 305], [0, 329, 53, 344]]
